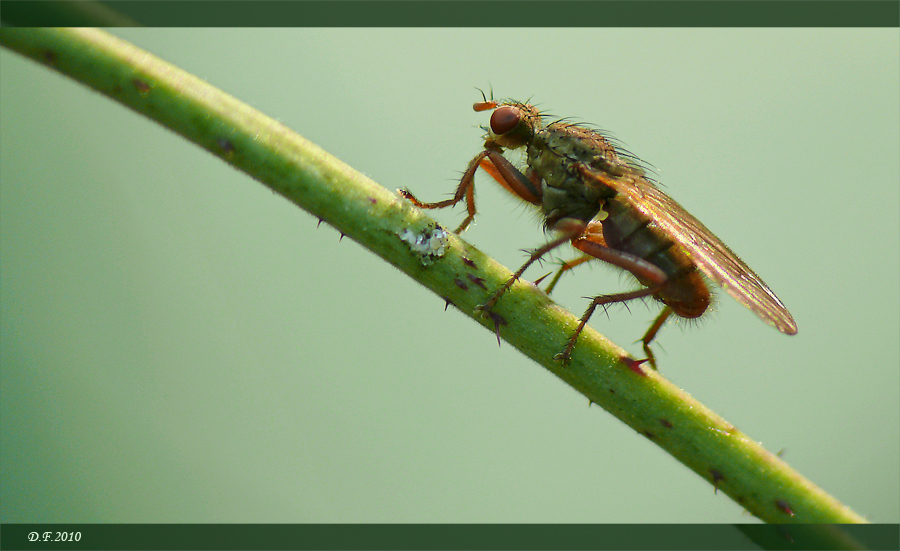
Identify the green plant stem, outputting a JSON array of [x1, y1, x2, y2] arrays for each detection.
[[0, 28, 867, 525]]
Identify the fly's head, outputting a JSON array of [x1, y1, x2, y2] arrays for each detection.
[[473, 100, 542, 151]]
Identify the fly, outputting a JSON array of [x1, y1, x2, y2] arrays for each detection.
[[400, 94, 797, 367]]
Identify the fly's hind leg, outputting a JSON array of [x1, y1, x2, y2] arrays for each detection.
[[641, 306, 674, 370], [557, 234, 671, 365], [558, 287, 663, 365]]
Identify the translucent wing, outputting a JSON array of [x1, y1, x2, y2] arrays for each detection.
[[582, 165, 797, 335]]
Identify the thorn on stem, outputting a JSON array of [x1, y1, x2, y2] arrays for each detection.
[[466, 273, 486, 289], [487, 311, 507, 346], [709, 468, 724, 494], [621, 356, 649, 376], [775, 499, 794, 517]]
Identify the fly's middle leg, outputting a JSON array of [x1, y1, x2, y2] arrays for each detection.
[[543, 255, 593, 294], [476, 229, 581, 316]]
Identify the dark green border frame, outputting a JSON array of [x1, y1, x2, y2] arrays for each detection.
[[2, 523, 899, 550], [2, 1, 899, 27], [1, 4, 897, 548]]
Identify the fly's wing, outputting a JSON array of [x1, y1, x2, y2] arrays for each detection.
[[582, 166, 798, 335]]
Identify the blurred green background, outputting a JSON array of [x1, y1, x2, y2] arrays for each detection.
[[1, 29, 897, 523]]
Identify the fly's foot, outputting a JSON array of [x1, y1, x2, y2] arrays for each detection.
[[474, 292, 502, 317], [474, 274, 520, 317], [641, 341, 659, 370], [473, 295, 508, 346], [554, 330, 582, 366]]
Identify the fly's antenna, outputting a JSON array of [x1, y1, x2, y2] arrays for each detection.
[[474, 86, 495, 103]]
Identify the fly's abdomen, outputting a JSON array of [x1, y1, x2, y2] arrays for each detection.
[[601, 199, 710, 319]]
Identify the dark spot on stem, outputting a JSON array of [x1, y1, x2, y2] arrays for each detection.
[[775, 499, 794, 516], [132, 78, 150, 93], [466, 273, 486, 289], [216, 137, 235, 155], [709, 468, 725, 494], [777, 528, 794, 544]]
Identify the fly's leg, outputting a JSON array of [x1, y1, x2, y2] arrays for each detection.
[[641, 307, 674, 370], [556, 235, 670, 365], [399, 151, 481, 233], [476, 147, 543, 205], [477, 230, 581, 315], [557, 286, 663, 365], [399, 147, 541, 234], [477, 219, 586, 316], [543, 220, 607, 294]]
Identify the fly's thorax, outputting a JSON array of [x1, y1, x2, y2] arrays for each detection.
[[541, 185, 607, 228], [601, 199, 711, 318], [528, 125, 620, 228]]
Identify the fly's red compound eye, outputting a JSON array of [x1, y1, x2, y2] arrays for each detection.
[[490, 106, 521, 136]]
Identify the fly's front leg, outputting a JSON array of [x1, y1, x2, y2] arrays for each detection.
[[400, 145, 542, 234], [399, 150, 485, 233], [556, 235, 670, 365], [477, 148, 543, 206]]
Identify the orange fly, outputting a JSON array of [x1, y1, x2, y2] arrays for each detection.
[[400, 95, 797, 367]]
